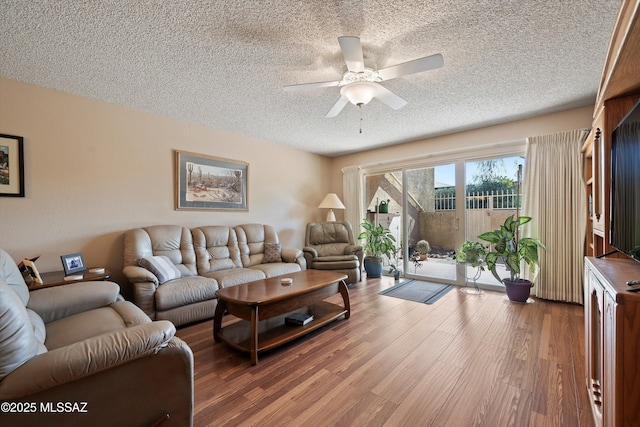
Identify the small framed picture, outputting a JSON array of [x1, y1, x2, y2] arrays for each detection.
[[61, 253, 86, 276], [23, 259, 42, 284]]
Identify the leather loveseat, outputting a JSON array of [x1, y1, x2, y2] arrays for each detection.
[[0, 248, 194, 427], [123, 223, 305, 326]]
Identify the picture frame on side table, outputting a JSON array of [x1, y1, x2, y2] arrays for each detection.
[[23, 259, 42, 284], [0, 133, 25, 197], [175, 150, 248, 211], [61, 252, 86, 276]]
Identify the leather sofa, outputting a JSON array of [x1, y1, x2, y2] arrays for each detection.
[[123, 223, 305, 326], [0, 248, 194, 427], [303, 221, 363, 284]]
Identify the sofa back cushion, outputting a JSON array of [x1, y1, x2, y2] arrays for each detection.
[[305, 222, 353, 257], [192, 226, 242, 274], [235, 224, 279, 267], [0, 248, 29, 306], [124, 226, 197, 277], [0, 280, 42, 381]]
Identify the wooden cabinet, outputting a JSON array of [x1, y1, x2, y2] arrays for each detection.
[[583, 0, 640, 257], [584, 257, 640, 427]]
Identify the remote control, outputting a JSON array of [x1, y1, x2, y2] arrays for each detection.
[[626, 280, 640, 286]]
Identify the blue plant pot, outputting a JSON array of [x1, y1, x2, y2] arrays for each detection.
[[364, 256, 383, 278]]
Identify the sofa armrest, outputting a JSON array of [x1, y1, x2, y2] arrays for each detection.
[[345, 245, 363, 256], [26, 281, 120, 323], [281, 247, 302, 263], [0, 320, 176, 400], [303, 246, 319, 258], [123, 265, 159, 285]]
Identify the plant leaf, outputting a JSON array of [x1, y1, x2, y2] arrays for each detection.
[[478, 231, 499, 244]]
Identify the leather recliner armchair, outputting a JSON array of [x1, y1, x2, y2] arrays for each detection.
[[303, 221, 363, 284], [0, 248, 194, 427]]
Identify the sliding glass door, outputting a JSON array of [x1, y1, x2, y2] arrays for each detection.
[[363, 152, 525, 290], [404, 163, 459, 282], [463, 156, 525, 289]]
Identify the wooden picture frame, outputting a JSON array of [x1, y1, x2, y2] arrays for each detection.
[[61, 252, 86, 276], [175, 150, 248, 211], [23, 259, 42, 284], [0, 134, 25, 197]]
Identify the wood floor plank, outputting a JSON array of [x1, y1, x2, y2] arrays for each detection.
[[176, 276, 594, 427]]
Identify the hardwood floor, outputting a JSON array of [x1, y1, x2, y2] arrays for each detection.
[[176, 277, 594, 427]]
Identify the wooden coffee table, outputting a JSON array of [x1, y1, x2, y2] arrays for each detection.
[[213, 270, 350, 365]]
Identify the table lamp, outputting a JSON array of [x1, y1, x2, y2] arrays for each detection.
[[318, 193, 345, 222]]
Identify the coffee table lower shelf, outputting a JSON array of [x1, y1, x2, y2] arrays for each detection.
[[216, 301, 347, 358]]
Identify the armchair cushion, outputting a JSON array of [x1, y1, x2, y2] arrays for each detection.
[[137, 255, 182, 284], [262, 242, 282, 263], [0, 280, 41, 381], [26, 281, 120, 324]]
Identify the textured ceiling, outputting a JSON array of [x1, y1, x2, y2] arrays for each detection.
[[0, 1, 621, 157]]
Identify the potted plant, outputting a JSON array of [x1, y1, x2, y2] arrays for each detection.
[[415, 239, 430, 260], [477, 214, 546, 302], [455, 240, 487, 293], [388, 244, 402, 281], [358, 219, 396, 278]]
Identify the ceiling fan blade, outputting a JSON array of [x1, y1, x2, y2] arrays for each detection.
[[375, 85, 408, 110], [338, 36, 365, 72], [377, 53, 444, 81], [325, 96, 349, 118], [283, 80, 340, 91]]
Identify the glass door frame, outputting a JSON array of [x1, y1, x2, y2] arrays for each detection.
[[400, 161, 466, 286], [361, 144, 526, 290]]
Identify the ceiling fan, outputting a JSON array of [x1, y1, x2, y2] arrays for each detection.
[[283, 36, 443, 118]]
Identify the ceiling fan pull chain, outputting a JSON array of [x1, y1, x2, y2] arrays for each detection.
[[359, 103, 363, 134]]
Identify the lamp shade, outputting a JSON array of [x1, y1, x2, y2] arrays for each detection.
[[318, 193, 345, 222], [318, 193, 346, 209], [340, 81, 380, 106]]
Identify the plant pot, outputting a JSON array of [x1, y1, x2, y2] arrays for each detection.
[[364, 256, 383, 278], [503, 278, 532, 303]]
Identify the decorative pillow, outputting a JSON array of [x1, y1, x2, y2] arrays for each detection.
[[262, 243, 282, 263], [137, 256, 181, 284]]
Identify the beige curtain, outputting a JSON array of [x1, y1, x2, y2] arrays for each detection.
[[522, 129, 588, 303], [342, 165, 363, 235]]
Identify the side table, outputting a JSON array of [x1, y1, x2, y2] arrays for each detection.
[[27, 268, 111, 291]]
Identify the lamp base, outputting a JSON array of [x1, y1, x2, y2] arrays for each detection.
[[326, 209, 336, 222]]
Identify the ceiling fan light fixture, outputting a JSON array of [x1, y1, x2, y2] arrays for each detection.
[[340, 81, 380, 106]]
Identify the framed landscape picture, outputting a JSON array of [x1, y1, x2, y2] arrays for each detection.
[[175, 150, 248, 211], [0, 134, 25, 197]]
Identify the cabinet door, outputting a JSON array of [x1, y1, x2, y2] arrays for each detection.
[[585, 267, 604, 426], [603, 291, 617, 427]]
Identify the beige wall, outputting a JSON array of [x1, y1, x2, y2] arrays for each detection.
[[0, 77, 332, 286]]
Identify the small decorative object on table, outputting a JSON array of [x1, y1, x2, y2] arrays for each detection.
[[17, 255, 40, 274], [60, 252, 86, 276], [22, 259, 43, 284]]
